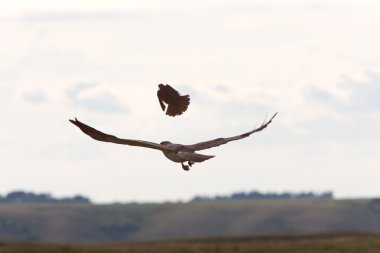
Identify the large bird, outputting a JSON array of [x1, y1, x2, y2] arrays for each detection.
[[69, 113, 277, 171], [157, 84, 190, 117]]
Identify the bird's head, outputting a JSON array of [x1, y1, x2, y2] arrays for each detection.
[[158, 84, 165, 89], [160, 141, 172, 145]]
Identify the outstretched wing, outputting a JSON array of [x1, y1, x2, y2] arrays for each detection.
[[187, 113, 278, 151], [69, 118, 173, 152]]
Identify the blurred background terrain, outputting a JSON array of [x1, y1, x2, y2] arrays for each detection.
[[0, 191, 380, 244], [2, 0, 380, 251]]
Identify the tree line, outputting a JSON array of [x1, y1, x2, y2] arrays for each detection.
[[191, 190, 333, 202], [0, 191, 91, 204]]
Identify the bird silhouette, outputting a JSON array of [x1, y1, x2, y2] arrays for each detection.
[[157, 84, 190, 116], [69, 113, 277, 171]]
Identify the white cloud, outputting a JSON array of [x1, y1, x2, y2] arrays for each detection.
[[305, 71, 380, 114], [1, 0, 380, 202], [340, 71, 380, 112], [67, 83, 128, 114], [23, 89, 47, 105]]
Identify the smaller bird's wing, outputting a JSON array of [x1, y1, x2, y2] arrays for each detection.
[[163, 84, 181, 96], [69, 118, 173, 152], [158, 97, 166, 111], [187, 112, 278, 151], [157, 89, 167, 111]]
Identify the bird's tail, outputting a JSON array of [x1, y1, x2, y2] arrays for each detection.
[[166, 95, 190, 116], [177, 151, 214, 163]]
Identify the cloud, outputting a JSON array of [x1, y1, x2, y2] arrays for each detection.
[[0, 139, 10, 149], [307, 87, 335, 104], [2, 11, 136, 23], [305, 71, 380, 113], [341, 71, 380, 112], [23, 89, 47, 105], [299, 2, 350, 11], [300, 71, 380, 143], [215, 84, 231, 93], [217, 100, 273, 120], [67, 83, 128, 114], [176, 84, 200, 101]]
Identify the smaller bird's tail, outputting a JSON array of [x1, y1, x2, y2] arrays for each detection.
[[166, 95, 190, 116]]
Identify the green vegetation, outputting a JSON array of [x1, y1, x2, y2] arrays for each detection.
[[0, 191, 90, 204], [0, 199, 380, 243], [192, 190, 332, 202], [0, 234, 380, 252]]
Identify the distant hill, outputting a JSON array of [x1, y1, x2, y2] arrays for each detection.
[[0, 198, 380, 243], [0, 191, 90, 204], [0, 190, 332, 204], [191, 191, 333, 202]]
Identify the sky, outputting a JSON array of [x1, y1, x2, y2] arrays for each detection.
[[1, 0, 379, 203]]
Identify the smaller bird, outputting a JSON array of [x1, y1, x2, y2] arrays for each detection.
[[157, 84, 190, 117]]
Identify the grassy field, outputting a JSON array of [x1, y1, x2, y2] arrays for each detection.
[[1, 234, 380, 253], [1, 199, 380, 243]]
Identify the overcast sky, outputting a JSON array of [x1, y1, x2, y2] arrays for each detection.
[[1, 0, 379, 203]]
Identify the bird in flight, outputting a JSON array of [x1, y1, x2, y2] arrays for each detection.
[[69, 113, 277, 171], [157, 84, 190, 117]]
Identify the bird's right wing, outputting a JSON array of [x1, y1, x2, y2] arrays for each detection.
[[69, 118, 173, 152], [187, 112, 277, 151]]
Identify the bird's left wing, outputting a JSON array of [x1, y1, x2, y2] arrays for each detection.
[[187, 112, 277, 151], [69, 118, 173, 152], [157, 89, 167, 111]]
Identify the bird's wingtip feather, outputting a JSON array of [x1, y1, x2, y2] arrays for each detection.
[[69, 117, 79, 125]]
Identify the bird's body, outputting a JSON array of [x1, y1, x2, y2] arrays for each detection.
[[159, 142, 191, 162], [158, 141, 215, 170], [69, 113, 277, 171], [157, 84, 190, 117], [162, 150, 186, 163]]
